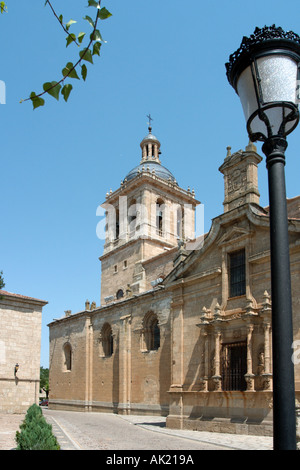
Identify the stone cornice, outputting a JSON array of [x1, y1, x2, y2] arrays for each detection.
[[102, 171, 199, 206]]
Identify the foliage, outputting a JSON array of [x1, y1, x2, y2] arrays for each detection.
[[15, 404, 60, 450], [1, 1, 112, 109], [0, 271, 4, 290], [40, 366, 49, 397], [0, 2, 7, 14]]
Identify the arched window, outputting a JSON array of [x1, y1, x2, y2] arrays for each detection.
[[152, 319, 160, 350], [128, 199, 137, 234], [100, 323, 113, 357], [142, 312, 160, 351], [116, 289, 124, 300], [152, 143, 157, 159], [115, 209, 120, 240], [176, 205, 184, 239], [63, 343, 72, 371], [156, 198, 164, 236]]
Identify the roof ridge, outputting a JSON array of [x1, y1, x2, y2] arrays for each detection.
[[0, 289, 48, 304]]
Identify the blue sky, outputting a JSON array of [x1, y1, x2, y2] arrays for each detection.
[[1, 0, 300, 368]]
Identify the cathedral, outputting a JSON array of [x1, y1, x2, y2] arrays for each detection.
[[48, 125, 300, 436]]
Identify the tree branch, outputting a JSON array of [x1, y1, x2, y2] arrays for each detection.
[[22, 0, 106, 105], [45, 0, 79, 46]]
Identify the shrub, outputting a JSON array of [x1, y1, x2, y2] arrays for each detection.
[[15, 404, 60, 450]]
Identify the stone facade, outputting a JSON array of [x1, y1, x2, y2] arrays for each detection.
[[49, 288, 172, 415], [48, 130, 300, 436], [0, 291, 47, 413]]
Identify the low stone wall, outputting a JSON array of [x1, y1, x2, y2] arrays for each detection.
[[167, 390, 273, 436], [49, 398, 168, 416]]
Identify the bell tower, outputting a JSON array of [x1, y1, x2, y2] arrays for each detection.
[[219, 141, 262, 212], [99, 124, 199, 305]]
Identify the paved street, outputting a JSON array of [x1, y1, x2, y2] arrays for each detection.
[[0, 408, 275, 451], [41, 408, 274, 451]]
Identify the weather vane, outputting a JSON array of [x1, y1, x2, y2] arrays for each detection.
[[147, 113, 153, 131]]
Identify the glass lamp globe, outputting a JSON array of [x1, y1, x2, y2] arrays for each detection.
[[226, 25, 300, 142]]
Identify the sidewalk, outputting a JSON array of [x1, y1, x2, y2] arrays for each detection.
[[117, 415, 274, 451], [0, 413, 25, 450], [44, 411, 274, 451]]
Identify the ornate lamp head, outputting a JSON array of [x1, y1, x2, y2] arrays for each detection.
[[226, 25, 300, 142]]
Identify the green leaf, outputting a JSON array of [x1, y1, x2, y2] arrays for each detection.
[[98, 7, 112, 20], [92, 41, 101, 56], [77, 32, 86, 44], [61, 84, 73, 102], [0, 1, 7, 13], [81, 64, 88, 81], [90, 29, 102, 42], [66, 19, 76, 31], [30, 92, 45, 110], [88, 0, 99, 7], [79, 48, 93, 64], [62, 62, 80, 80], [66, 33, 76, 47], [83, 15, 94, 28], [43, 81, 61, 101]]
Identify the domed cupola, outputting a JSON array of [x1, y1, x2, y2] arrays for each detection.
[[124, 123, 177, 183], [140, 124, 161, 164]]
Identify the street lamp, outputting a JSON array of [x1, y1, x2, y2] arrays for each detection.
[[226, 25, 300, 450]]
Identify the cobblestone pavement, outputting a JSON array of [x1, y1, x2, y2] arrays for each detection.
[[0, 409, 274, 451]]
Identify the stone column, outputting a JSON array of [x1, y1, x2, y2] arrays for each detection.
[[199, 331, 208, 391], [262, 322, 272, 390], [245, 325, 255, 391], [119, 314, 132, 415], [105, 202, 116, 243], [167, 293, 185, 430], [221, 248, 229, 307], [170, 298, 184, 388], [119, 195, 128, 241], [140, 189, 150, 238], [85, 315, 93, 411], [212, 330, 222, 391], [263, 323, 271, 374]]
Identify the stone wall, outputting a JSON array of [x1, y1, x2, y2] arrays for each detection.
[[0, 292, 46, 413], [49, 290, 172, 416]]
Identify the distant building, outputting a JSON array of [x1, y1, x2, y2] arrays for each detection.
[[0, 290, 47, 413], [48, 127, 300, 436]]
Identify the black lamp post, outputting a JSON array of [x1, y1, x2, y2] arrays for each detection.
[[226, 25, 300, 450]]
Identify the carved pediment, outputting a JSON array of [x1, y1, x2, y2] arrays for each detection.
[[217, 226, 252, 247]]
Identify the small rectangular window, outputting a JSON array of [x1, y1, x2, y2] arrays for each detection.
[[123, 260, 127, 269], [114, 265, 118, 274], [229, 249, 246, 297]]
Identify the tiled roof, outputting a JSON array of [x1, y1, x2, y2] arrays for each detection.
[[0, 290, 48, 304]]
